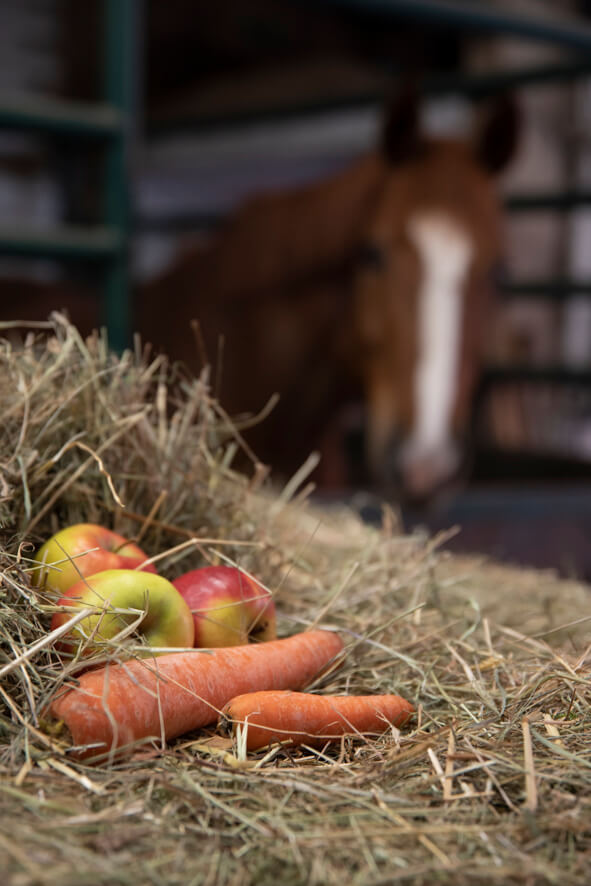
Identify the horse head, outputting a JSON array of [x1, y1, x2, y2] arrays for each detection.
[[353, 90, 519, 501]]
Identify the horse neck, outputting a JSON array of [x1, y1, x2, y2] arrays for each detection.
[[137, 154, 384, 377], [197, 153, 385, 299]]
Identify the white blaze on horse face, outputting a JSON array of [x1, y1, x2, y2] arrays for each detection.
[[403, 212, 473, 493]]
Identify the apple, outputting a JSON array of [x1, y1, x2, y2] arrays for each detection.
[[51, 568, 195, 654], [172, 566, 276, 648], [32, 523, 156, 594]]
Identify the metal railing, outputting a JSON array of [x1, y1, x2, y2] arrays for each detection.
[[0, 0, 133, 351]]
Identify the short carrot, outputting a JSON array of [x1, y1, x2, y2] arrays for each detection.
[[221, 690, 415, 751], [48, 630, 344, 758]]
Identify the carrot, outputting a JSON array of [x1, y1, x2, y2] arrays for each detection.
[[48, 630, 343, 758], [221, 690, 415, 751]]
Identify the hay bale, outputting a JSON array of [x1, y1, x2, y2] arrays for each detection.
[[0, 315, 590, 886]]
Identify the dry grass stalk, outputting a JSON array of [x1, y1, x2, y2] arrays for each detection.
[[0, 314, 590, 885]]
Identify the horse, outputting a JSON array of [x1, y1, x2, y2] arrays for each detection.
[[1, 91, 519, 500], [138, 91, 519, 499]]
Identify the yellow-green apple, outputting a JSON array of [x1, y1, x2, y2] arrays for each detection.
[[51, 569, 195, 654], [33, 523, 156, 594], [172, 566, 276, 648]]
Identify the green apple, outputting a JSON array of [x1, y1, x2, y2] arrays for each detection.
[[33, 523, 156, 594], [172, 566, 276, 648], [51, 569, 194, 654]]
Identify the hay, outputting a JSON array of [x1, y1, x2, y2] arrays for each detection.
[[0, 314, 590, 886]]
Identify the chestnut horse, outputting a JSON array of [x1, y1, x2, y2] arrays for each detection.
[[2, 93, 518, 499], [139, 93, 518, 498]]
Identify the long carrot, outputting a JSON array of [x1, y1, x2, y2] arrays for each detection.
[[48, 630, 343, 758], [221, 690, 415, 751]]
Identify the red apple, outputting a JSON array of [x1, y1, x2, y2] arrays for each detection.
[[33, 523, 156, 594], [51, 569, 195, 655], [172, 566, 276, 648]]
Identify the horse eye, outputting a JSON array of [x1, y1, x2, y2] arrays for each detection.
[[358, 242, 386, 271]]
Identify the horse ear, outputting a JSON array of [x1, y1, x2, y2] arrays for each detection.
[[381, 85, 423, 165], [474, 94, 520, 174]]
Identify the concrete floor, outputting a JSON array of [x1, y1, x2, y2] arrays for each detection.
[[323, 484, 591, 581]]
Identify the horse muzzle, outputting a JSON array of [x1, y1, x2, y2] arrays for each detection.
[[400, 437, 463, 501], [374, 434, 463, 503]]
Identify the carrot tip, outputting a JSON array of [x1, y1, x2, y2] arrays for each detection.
[[221, 690, 416, 752]]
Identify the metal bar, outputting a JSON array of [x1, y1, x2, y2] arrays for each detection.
[[498, 279, 591, 298], [147, 58, 591, 139], [310, 0, 591, 51], [102, 0, 134, 353], [0, 94, 123, 138], [134, 188, 591, 234], [424, 59, 591, 98], [0, 225, 123, 261], [480, 365, 591, 386], [505, 191, 591, 211], [134, 211, 225, 233], [133, 185, 591, 234], [134, 194, 591, 234], [147, 94, 383, 138]]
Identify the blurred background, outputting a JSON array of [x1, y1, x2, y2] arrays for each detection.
[[2, 0, 591, 577]]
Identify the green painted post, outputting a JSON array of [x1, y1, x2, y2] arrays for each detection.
[[103, 0, 135, 352]]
